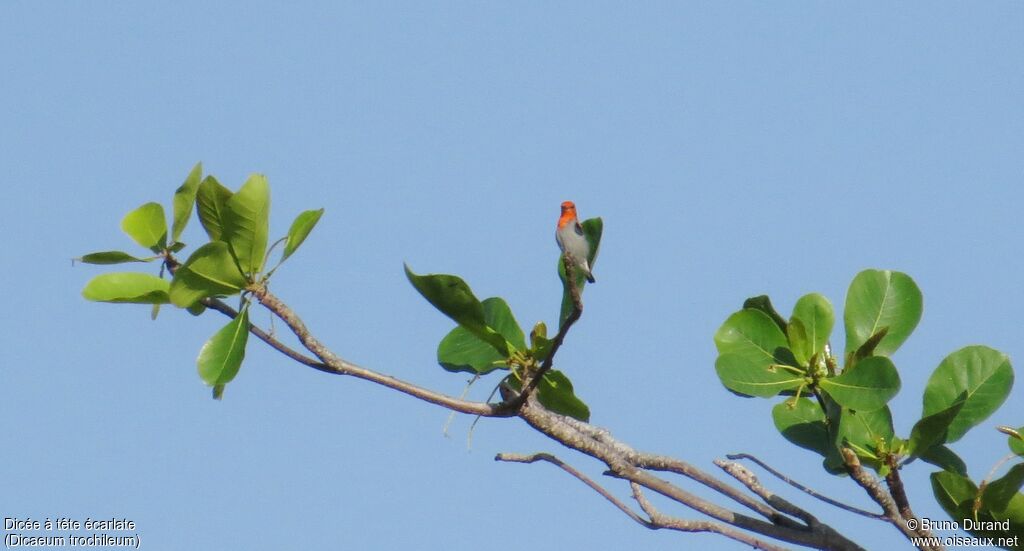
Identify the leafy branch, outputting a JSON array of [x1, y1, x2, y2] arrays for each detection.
[[714, 273, 1021, 548], [78, 164, 1024, 550]]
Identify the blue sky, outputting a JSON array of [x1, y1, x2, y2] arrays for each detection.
[[2, 3, 1022, 550]]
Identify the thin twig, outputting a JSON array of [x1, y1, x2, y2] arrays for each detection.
[[884, 454, 940, 548], [202, 297, 323, 369], [840, 449, 941, 551], [518, 395, 866, 551], [629, 482, 793, 551], [467, 381, 502, 449], [495, 452, 652, 527], [558, 418, 797, 525], [443, 374, 479, 438], [518, 258, 584, 400], [882, 456, 939, 547], [982, 452, 1020, 489], [633, 451, 796, 526], [249, 283, 515, 417], [165, 256, 325, 371], [726, 453, 885, 520], [494, 451, 793, 551], [883, 455, 918, 523], [715, 459, 819, 528], [202, 294, 505, 416]]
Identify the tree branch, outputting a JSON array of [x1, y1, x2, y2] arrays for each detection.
[[166, 256, 331, 372], [884, 455, 939, 548], [631, 450, 795, 526], [883, 455, 920, 524], [185, 273, 871, 550], [518, 395, 866, 551], [517, 258, 584, 400], [725, 453, 885, 521], [840, 449, 941, 551], [628, 482, 792, 551], [494, 452, 652, 527], [715, 459, 820, 528], [494, 451, 796, 551], [248, 283, 516, 417], [201, 297, 324, 370]]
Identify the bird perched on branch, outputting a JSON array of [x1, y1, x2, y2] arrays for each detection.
[[556, 201, 596, 284]]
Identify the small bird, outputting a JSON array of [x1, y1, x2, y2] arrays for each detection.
[[556, 201, 596, 283]]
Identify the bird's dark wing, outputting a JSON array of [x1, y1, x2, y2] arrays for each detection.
[[573, 221, 584, 236]]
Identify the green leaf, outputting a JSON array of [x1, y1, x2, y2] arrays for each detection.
[[581, 217, 602, 267], [787, 319, 811, 366], [846, 328, 892, 373], [819, 402, 849, 474], [743, 295, 788, 333], [530, 322, 553, 362], [281, 208, 324, 261], [837, 407, 894, 471], [558, 217, 602, 327], [906, 393, 967, 459], [222, 174, 270, 276], [532, 337, 553, 363], [557, 258, 579, 328], [772, 398, 829, 456], [482, 297, 525, 350], [437, 327, 506, 375], [923, 345, 1014, 443], [820, 356, 901, 411], [791, 293, 835, 359], [197, 308, 249, 400], [196, 175, 233, 241], [121, 202, 168, 252], [715, 353, 804, 397], [169, 241, 247, 307], [992, 494, 1024, 547], [841, 406, 895, 450], [919, 445, 968, 476], [931, 479, 1019, 546], [843, 269, 922, 357], [537, 369, 590, 422], [931, 470, 977, 517], [855, 324, 890, 356], [507, 370, 590, 422], [405, 265, 508, 355], [82, 272, 170, 304], [984, 463, 1024, 514], [436, 298, 525, 375], [529, 321, 548, 350], [1007, 426, 1024, 457], [171, 162, 203, 242], [186, 302, 207, 316], [76, 251, 151, 264], [714, 309, 793, 369], [988, 492, 1024, 546]]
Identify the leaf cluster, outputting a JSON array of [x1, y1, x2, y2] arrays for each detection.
[[714, 269, 1021, 546], [404, 217, 603, 421], [79, 163, 323, 398]]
